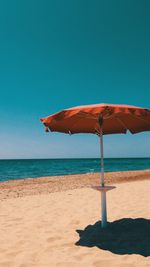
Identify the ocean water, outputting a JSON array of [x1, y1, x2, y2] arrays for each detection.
[[0, 158, 150, 182]]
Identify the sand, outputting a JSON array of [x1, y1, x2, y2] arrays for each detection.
[[0, 170, 150, 267], [0, 169, 150, 200]]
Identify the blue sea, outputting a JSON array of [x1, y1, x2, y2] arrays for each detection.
[[0, 158, 150, 182]]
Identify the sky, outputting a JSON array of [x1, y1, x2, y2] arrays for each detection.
[[0, 0, 150, 159]]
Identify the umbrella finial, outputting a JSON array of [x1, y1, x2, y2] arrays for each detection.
[[98, 113, 103, 127], [45, 127, 49, 132]]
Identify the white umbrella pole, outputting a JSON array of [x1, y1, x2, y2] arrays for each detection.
[[100, 128, 105, 186], [98, 113, 107, 228], [92, 115, 116, 228], [99, 128, 107, 228]]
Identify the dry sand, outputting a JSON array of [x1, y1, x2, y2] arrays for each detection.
[[0, 170, 150, 267]]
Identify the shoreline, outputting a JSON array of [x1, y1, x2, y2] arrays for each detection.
[[0, 169, 150, 201]]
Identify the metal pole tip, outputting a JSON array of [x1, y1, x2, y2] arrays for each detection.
[[98, 113, 103, 127]]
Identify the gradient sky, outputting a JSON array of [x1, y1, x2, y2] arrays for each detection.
[[0, 0, 150, 159]]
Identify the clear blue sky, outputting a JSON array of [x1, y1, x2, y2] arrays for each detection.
[[0, 0, 150, 159]]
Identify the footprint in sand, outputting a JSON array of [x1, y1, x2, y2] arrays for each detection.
[[6, 250, 22, 257], [69, 219, 80, 226], [94, 260, 135, 267], [12, 217, 22, 222], [74, 252, 91, 261], [47, 236, 62, 243], [0, 262, 12, 267], [56, 262, 83, 267]]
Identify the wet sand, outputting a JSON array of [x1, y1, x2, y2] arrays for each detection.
[[0, 169, 150, 201]]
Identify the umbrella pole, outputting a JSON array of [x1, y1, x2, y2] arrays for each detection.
[[91, 114, 116, 228], [100, 128, 105, 186], [99, 128, 107, 228]]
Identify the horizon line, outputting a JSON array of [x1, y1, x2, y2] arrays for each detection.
[[0, 157, 150, 160]]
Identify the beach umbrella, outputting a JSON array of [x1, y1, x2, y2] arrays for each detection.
[[40, 103, 150, 228]]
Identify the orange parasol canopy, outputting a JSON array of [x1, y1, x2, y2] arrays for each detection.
[[40, 103, 150, 228], [40, 103, 150, 135]]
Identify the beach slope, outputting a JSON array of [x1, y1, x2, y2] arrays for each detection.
[[0, 171, 150, 267]]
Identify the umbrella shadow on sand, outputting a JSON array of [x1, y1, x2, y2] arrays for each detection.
[[75, 218, 150, 257]]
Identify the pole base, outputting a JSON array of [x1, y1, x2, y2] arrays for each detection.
[[91, 185, 116, 192], [91, 185, 116, 228]]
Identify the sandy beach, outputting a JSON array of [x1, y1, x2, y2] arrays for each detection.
[[0, 170, 150, 267]]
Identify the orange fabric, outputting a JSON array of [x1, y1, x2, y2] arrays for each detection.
[[40, 103, 150, 135]]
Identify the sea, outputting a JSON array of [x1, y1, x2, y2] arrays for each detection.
[[0, 158, 150, 182]]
